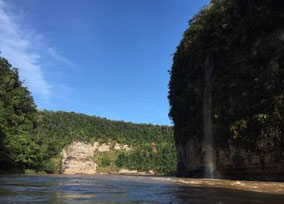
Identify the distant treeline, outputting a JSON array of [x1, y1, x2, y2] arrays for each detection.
[[0, 57, 176, 174]]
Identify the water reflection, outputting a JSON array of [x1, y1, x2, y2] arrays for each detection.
[[0, 175, 283, 203]]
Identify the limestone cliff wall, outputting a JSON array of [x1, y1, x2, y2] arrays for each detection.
[[169, 1, 284, 180], [176, 138, 284, 180], [61, 141, 130, 174], [175, 29, 284, 180]]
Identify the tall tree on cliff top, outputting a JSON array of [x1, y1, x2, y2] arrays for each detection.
[[0, 57, 42, 171]]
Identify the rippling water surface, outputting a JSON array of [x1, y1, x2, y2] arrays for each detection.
[[0, 174, 284, 203]]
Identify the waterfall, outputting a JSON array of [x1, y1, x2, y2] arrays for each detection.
[[203, 54, 215, 178]]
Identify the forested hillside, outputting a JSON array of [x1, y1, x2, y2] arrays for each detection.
[[35, 111, 176, 174], [0, 56, 176, 174], [169, 0, 284, 178]]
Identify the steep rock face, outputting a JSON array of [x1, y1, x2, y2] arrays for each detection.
[[176, 138, 284, 179], [169, 0, 284, 180], [216, 143, 284, 179], [175, 28, 284, 179], [61, 141, 130, 174]]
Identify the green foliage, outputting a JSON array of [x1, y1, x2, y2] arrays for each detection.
[[24, 169, 37, 175], [169, 0, 284, 158], [101, 155, 111, 167], [115, 153, 127, 168], [40, 160, 55, 173], [92, 149, 121, 173], [0, 57, 43, 170], [0, 57, 176, 174], [35, 111, 176, 174], [115, 143, 176, 173]]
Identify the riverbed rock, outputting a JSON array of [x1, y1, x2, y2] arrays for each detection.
[[118, 169, 138, 174], [117, 169, 155, 175]]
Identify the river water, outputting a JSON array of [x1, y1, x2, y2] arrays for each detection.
[[0, 175, 284, 203]]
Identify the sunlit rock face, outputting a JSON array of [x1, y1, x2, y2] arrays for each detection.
[[61, 141, 130, 174]]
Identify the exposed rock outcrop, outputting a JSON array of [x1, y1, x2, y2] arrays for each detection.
[[61, 141, 130, 174]]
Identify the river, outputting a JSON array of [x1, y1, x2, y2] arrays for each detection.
[[0, 174, 284, 203]]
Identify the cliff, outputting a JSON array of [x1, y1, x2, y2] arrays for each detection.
[[61, 141, 132, 174], [169, 0, 284, 180]]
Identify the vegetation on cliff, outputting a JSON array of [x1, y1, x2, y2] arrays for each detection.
[[0, 57, 176, 174], [35, 111, 176, 174], [169, 0, 284, 173]]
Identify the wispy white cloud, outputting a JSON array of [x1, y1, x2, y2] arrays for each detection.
[[0, 0, 51, 98], [47, 47, 75, 67], [0, 0, 74, 100]]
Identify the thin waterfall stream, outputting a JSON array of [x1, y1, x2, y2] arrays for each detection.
[[203, 54, 215, 178]]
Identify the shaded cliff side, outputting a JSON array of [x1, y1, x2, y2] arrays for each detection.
[[169, 0, 284, 180]]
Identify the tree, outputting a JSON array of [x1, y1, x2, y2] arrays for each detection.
[[0, 57, 42, 171]]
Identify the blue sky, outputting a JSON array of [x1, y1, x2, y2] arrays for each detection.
[[0, 0, 209, 125]]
